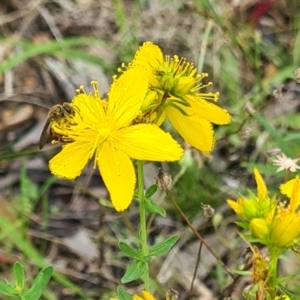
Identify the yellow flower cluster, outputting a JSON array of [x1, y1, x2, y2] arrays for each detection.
[[227, 168, 300, 249], [47, 41, 231, 211]]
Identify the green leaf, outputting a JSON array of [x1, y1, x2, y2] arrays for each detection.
[[149, 235, 179, 257], [116, 287, 133, 300], [22, 266, 53, 300], [234, 221, 249, 230], [121, 260, 146, 284], [144, 198, 166, 217], [14, 262, 25, 291], [276, 114, 300, 130], [20, 165, 39, 202], [0, 283, 18, 296], [145, 185, 158, 198], [0, 215, 91, 300], [0, 37, 109, 75], [119, 242, 139, 259], [277, 284, 299, 300]]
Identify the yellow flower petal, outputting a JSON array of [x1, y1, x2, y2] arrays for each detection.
[[131, 42, 163, 88], [254, 168, 268, 200], [97, 142, 136, 212], [133, 291, 157, 300], [227, 199, 244, 216], [132, 41, 163, 70], [187, 95, 231, 125], [270, 213, 300, 248], [280, 178, 295, 197], [289, 176, 300, 213], [115, 124, 183, 161], [72, 93, 107, 128], [49, 141, 94, 179], [166, 105, 214, 152], [108, 66, 149, 129]]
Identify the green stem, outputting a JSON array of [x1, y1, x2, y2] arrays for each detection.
[[137, 160, 150, 290], [268, 248, 281, 298]]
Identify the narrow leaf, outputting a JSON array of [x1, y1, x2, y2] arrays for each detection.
[[22, 266, 53, 300], [0, 283, 18, 296], [14, 262, 25, 290], [149, 235, 179, 257], [121, 260, 146, 284], [119, 242, 139, 259], [145, 185, 158, 198], [144, 198, 166, 217], [277, 284, 299, 300], [117, 287, 133, 300]]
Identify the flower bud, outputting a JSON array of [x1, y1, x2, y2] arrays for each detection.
[[243, 199, 261, 220], [270, 214, 300, 248], [249, 218, 269, 240]]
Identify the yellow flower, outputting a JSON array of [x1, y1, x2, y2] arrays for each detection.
[[270, 176, 300, 248], [48, 66, 183, 211], [130, 41, 231, 153], [133, 291, 157, 300], [227, 168, 275, 221]]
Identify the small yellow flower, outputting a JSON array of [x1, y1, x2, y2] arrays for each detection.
[[270, 176, 300, 248], [48, 66, 183, 211], [129, 41, 231, 153], [133, 291, 157, 300], [227, 168, 275, 221]]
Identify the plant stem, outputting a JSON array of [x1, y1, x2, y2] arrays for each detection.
[[268, 248, 280, 298], [137, 160, 150, 290]]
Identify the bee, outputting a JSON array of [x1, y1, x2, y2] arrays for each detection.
[[39, 103, 76, 150]]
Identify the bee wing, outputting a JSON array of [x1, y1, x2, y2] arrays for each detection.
[[39, 119, 50, 150]]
